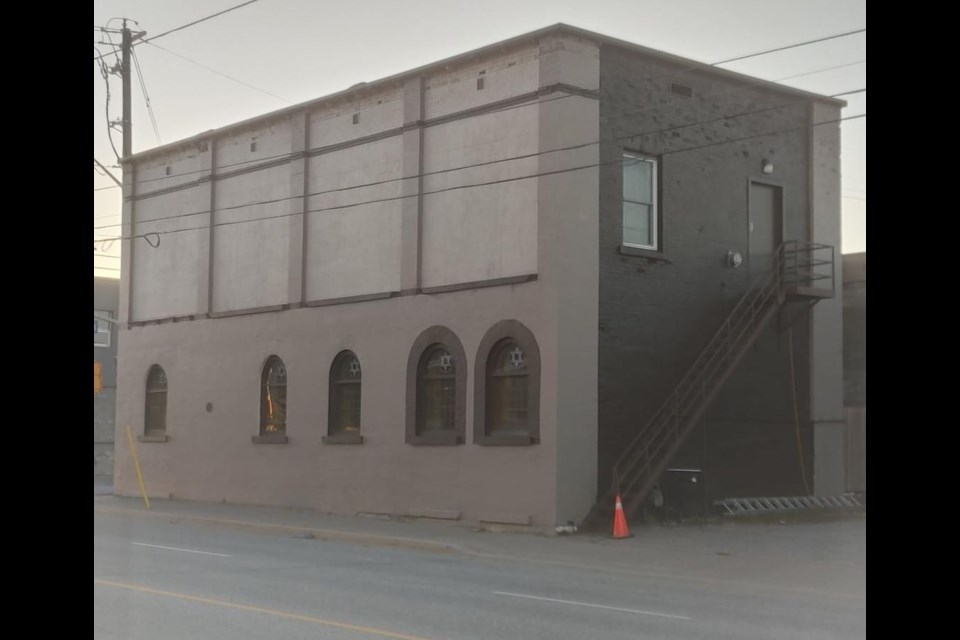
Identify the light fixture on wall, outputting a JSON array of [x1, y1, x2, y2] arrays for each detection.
[[727, 251, 743, 268], [762, 160, 774, 175]]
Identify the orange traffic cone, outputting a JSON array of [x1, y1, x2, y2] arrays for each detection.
[[612, 493, 632, 538]]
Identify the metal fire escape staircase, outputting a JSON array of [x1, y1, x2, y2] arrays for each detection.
[[588, 241, 836, 524]]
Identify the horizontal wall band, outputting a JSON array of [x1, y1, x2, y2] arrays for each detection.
[[419, 274, 537, 295], [209, 304, 288, 319], [126, 274, 538, 328], [129, 83, 599, 203]]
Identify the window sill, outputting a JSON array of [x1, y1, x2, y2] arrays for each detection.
[[252, 433, 289, 444], [408, 431, 461, 446], [619, 245, 669, 262], [322, 433, 364, 445], [138, 434, 169, 443], [476, 433, 538, 446]]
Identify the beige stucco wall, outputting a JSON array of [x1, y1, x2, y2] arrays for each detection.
[[117, 33, 601, 527], [115, 285, 560, 525]]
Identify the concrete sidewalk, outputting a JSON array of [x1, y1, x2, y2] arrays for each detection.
[[94, 495, 865, 601]]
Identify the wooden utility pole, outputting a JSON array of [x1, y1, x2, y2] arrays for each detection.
[[121, 20, 132, 158]]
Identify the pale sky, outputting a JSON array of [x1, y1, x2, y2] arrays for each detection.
[[93, 0, 866, 278]]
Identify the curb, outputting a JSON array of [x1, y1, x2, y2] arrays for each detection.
[[94, 505, 464, 555]]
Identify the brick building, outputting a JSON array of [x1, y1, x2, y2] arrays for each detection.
[[113, 24, 845, 528]]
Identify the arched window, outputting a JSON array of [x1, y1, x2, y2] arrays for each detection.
[[487, 340, 529, 433], [418, 345, 457, 433], [260, 356, 287, 436], [325, 351, 363, 444], [144, 365, 167, 437], [406, 327, 466, 445], [475, 320, 541, 445]]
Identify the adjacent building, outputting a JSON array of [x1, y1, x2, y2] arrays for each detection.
[[843, 252, 866, 496], [113, 24, 846, 527], [95, 276, 120, 480]]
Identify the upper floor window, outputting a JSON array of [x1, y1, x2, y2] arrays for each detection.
[[623, 153, 658, 251]]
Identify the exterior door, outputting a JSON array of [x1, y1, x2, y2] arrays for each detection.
[[749, 182, 783, 282]]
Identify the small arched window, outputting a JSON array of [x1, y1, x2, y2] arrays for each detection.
[[144, 365, 167, 437], [260, 356, 287, 436], [325, 351, 363, 444]]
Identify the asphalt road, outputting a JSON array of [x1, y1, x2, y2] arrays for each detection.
[[94, 511, 865, 639]]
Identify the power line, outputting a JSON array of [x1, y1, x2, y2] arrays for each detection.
[[93, 48, 117, 63], [140, 0, 265, 45], [95, 48, 122, 162], [94, 158, 123, 188], [711, 28, 866, 66], [604, 59, 864, 127], [832, 89, 867, 98], [95, 113, 864, 245], [93, 26, 865, 242], [132, 47, 162, 145], [117, 92, 578, 191], [145, 41, 292, 104], [771, 59, 865, 82], [94, 87, 865, 233], [94, 185, 120, 192], [119, 68, 862, 198], [121, 35, 866, 192]]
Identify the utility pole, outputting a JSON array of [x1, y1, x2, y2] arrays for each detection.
[[121, 20, 132, 158]]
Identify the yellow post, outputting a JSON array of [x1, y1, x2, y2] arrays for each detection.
[[125, 425, 151, 510]]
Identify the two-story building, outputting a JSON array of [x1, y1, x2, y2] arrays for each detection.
[[113, 24, 845, 528]]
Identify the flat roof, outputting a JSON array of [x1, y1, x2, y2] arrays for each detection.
[[126, 23, 847, 163]]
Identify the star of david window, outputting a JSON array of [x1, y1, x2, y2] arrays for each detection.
[[329, 351, 362, 436], [417, 345, 457, 434], [487, 339, 530, 435]]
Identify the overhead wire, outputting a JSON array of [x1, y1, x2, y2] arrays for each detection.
[[94, 112, 864, 245], [95, 46, 122, 163], [139, 0, 265, 45], [132, 47, 162, 145], [92, 87, 865, 234], [119, 27, 866, 190], [145, 41, 293, 104], [710, 27, 865, 66], [93, 25, 864, 245]]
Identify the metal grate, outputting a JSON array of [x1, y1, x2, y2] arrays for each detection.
[[715, 493, 862, 516]]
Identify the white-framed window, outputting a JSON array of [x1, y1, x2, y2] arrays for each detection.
[[622, 152, 658, 250], [94, 311, 112, 348]]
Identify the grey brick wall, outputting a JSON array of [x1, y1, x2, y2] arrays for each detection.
[[597, 47, 820, 502], [843, 253, 866, 407]]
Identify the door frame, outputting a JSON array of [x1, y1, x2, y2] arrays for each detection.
[[746, 178, 786, 271]]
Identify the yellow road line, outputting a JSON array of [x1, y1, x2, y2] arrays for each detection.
[[94, 579, 434, 640]]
